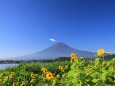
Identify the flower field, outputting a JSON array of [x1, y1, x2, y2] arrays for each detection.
[[0, 49, 115, 86]]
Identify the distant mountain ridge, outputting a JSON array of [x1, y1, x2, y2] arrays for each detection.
[[2, 42, 96, 60], [102, 54, 115, 60]]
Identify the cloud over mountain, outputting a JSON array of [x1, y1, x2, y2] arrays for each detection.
[[49, 39, 56, 42]]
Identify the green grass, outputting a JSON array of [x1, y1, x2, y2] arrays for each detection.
[[0, 58, 115, 86]]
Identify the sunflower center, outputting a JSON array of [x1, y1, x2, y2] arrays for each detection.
[[49, 75, 51, 77]]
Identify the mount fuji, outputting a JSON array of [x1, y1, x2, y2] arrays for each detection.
[[3, 42, 95, 60]]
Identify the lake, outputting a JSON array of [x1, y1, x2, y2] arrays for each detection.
[[0, 64, 19, 70]]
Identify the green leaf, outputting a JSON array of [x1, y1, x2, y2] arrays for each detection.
[[30, 79, 35, 83], [106, 85, 112, 86], [111, 57, 115, 61], [95, 58, 100, 66], [100, 73, 106, 81], [92, 79, 99, 83]]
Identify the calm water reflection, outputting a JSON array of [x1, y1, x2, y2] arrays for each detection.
[[0, 64, 19, 70]]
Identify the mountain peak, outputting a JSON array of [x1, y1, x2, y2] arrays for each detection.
[[54, 42, 67, 46], [49, 42, 73, 49]]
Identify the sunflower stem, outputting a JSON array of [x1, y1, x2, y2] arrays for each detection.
[[102, 54, 104, 62]]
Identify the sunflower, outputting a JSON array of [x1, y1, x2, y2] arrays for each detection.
[[65, 65, 69, 68], [58, 65, 61, 69], [9, 74, 13, 78], [52, 77, 57, 82], [74, 57, 78, 61], [11, 72, 14, 75], [56, 74, 60, 78], [59, 66, 64, 70], [70, 53, 78, 62], [109, 66, 115, 70], [70, 53, 75, 57], [41, 67, 47, 71], [60, 66, 64, 70], [41, 68, 47, 73], [0, 75, 2, 78], [31, 74, 35, 78], [0, 79, 2, 82], [59, 66, 64, 72], [20, 83, 26, 86], [97, 49, 104, 56], [61, 69, 65, 72], [70, 53, 77, 58], [45, 71, 51, 74], [35, 74, 38, 77], [46, 73, 53, 79]]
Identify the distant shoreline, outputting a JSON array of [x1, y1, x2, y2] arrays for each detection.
[[0, 60, 55, 64]]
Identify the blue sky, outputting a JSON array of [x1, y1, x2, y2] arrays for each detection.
[[0, 0, 115, 58]]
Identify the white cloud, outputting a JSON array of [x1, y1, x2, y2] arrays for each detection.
[[49, 38, 56, 42]]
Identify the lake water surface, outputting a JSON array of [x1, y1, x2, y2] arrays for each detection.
[[0, 64, 19, 70]]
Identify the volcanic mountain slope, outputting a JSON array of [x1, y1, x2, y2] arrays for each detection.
[[5, 42, 96, 60]]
